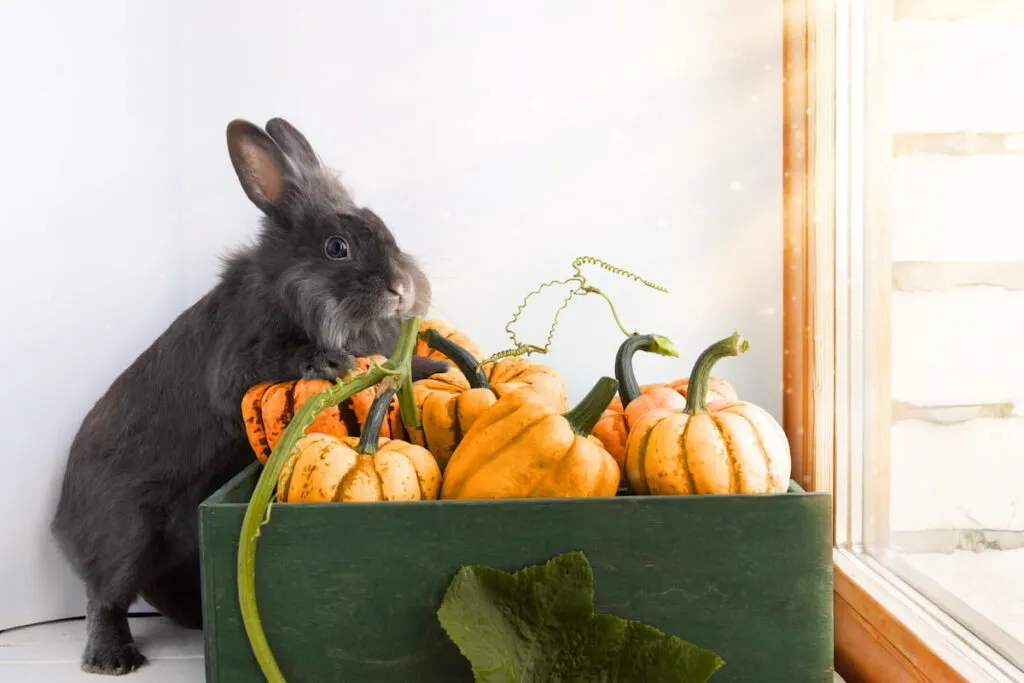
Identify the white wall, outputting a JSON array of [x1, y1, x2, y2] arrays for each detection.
[[0, 0, 782, 630]]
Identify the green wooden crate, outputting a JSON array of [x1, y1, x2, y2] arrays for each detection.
[[199, 462, 833, 682]]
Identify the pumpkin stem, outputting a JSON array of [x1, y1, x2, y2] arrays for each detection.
[[420, 328, 491, 390], [355, 385, 397, 455], [563, 376, 620, 436], [683, 331, 749, 414], [236, 315, 423, 683], [615, 333, 679, 407]]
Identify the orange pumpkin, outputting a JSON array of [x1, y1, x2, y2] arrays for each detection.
[[415, 318, 483, 362], [276, 387, 441, 503], [405, 329, 567, 471], [440, 376, 621, 500], [624, 332, 791, 495], [241, 355, 402, 464], [592, 334, 738, 473]]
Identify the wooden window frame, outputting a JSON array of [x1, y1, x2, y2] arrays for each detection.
[[784, 1, 1024, 681]]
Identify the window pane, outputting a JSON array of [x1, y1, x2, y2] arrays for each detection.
[[864, 2, 1024, 668], [892, 155, 1024, 262], [891, 288, 1024, 405], [892, 14, 1024, 131]]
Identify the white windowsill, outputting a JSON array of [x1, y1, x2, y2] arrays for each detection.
[[0, 614, 846, 682], [835, 548, 1024, 683]]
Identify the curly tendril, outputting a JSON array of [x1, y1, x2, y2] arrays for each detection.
[[483, 256, 668, 364]]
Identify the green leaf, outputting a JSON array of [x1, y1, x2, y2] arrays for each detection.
[[437, 551, 725, 683]]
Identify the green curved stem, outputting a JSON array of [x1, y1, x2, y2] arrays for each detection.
[[614, 334, 679, 407], [563, 376, 620, 436], [394, 326, 421, 429], [237, 315, 422, 683], [420, 328, 491, 390], [581, 286, 632, 337], [398, 377, 418, 430], [683, 332, 749, 414], [355, 386, 398, 455]]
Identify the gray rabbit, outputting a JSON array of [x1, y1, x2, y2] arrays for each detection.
[[50, 117, 448, 675]]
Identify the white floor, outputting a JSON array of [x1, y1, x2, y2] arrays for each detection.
[[0, 615, 845, 682], [0, 616, 203, 682]]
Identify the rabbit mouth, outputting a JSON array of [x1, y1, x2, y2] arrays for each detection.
[[380, 291, 417, 318], [387, 294, 408, 316], [388, 271, 427, 317]]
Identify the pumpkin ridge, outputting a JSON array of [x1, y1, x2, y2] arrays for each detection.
[[490, 413, 571, 496], [729, 406, 773, 492], [260, 382, 294, 451], [462, 407, 551, 468], [421, 391, 459, 461], [451, 403, 464, 455], [283, 381, 298, 427], [446, 408, 554, 498], [678, 413, 699, 494], [242, 382, 274, 462], [524, 421, 581, 498], [409, 448, 426, 500], [633, 417, 659, 496], [708, 412, 738, 494], [336, 399, 361, 436], [277, 452, 299, 503]]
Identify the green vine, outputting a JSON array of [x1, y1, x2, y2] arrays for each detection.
[[484, 256, 668, 363], [237, 316, 423, 683]]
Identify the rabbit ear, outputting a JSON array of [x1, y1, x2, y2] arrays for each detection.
[[226, 119, 291, 215], [265, 117, 320, 170]]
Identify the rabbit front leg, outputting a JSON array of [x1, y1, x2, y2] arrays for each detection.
[[208, 336, 355, 418], [293, 345, 355, 381]]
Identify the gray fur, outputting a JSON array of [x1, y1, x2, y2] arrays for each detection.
[[50, 117, 447, 675]]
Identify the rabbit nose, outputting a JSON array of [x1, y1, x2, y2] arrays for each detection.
[[389, 282, 406, 299]]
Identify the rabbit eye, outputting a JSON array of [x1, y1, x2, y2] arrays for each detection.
[[324, 236, 350, 260]]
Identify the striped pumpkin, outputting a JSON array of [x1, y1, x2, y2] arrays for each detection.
[[241, 355, 402, 464]]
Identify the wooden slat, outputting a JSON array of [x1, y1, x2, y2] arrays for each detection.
[[892, 400, 1018, 424], [783, 0, 811, 490], [893, 262, 1024, 291], [783, 0, 836, 497], [894, 0, 1024, 21], [862, 0, 897, 554], [836, 591, 929, 683], [835, 565, 971, 683], [894, 132, 1024, 157]]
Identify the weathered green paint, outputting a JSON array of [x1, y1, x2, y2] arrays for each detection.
[[200, 463, 834, 682]]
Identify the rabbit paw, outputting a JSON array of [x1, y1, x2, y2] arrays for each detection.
[[299, 349, 355, 380], [81, 642, 148, 676]]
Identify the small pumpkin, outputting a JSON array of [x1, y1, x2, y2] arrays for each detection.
[[405, 329, 568, 471], [592, 334, 739, 473], [276, 386, 441, 503], [441, 376, 622, 500], [624, 332, 791, 495], [241, 355, 402, 464], [415, 318, 484, 362]]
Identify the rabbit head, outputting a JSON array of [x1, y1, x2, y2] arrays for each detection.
[[225, 117, 431, 352]]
